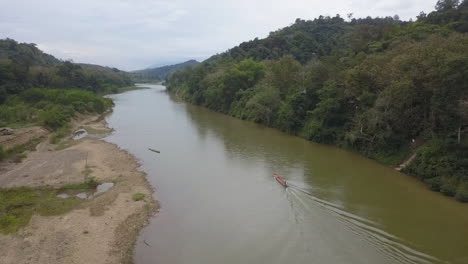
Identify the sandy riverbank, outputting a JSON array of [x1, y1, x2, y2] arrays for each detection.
[[0, 115, 158, 264]]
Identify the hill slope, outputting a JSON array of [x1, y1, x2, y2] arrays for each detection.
[[0, 38, 133, 144], [0, 38, 59, 66], [166, 0, 468, 202], [0, 38, 132, 101], [131, 60, 199, 82]]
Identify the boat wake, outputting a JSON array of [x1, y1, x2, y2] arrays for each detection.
[[285, 183, 442, 264]]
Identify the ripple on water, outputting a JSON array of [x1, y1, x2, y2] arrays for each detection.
[[286, 185, 441, 264]]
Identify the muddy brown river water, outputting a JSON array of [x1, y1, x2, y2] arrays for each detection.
[[105, 84, 468, 264]]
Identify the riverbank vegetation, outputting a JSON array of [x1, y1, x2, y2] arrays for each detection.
[[166, 0, 468, 201], [0, 88, 112, 129], [0, 38, 133, 161]]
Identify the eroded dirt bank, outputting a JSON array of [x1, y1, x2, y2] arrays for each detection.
[[0, 116, 158, 264]]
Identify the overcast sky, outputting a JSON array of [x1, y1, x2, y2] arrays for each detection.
[[0, 0, 436, 71]]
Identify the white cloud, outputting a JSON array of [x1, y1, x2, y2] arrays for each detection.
[[0, 0, 436, 70]]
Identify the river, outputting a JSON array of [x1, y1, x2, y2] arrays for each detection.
[[105, 84, 468, 264]]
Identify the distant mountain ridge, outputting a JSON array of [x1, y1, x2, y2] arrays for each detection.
[[131, 60, 200, 82]]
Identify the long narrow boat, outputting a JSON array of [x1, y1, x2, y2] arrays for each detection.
[[273, 173, 288, 188]]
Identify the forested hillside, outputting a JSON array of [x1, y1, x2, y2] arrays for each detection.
[[131, 60, 199, 82], [167, 0, 468, 201], [0, 38, 132, 101], [0, 38, 133, 160]]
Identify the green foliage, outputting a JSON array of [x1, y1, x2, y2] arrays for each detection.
[[301, 80, 342, 142], [219, 15, 349, 63], [235, 83, 280, 124], [0, 38, 59, 66], [50, 124, 71, 144], [41, 106, 71, 130], [276, 92, 308, 133], [267, 56, 302, 98], [0, 38, 132, 98], [455, 181, 468, 202], [422, 0, 468, 33], [404, 140, 468, 199], [0, 88, 112, 130], [0, 38, 129, 145], [1, 136, 45, 163], [167, 1, 468, 201], [405, 140, 468, 181], [440, 176, 459, 196], [0, 178, 100, 233], [369, 146, 411, 166], [222, 59, 265, 111], [59, 177, 99, 192], [0, 187, 82, 233], [132, 192, 146, 201], [425, 176, 443, 191], [0, 145, 5, 161]]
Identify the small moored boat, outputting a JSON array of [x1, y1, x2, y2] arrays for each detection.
[[273, 173, 288, 188], [148, 148, 160, 153]]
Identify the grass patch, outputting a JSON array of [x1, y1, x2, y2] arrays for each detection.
[[0, 178, 101, 233], [1, 136, 45, 163], [132, 193, 146, 201], [0, 187, 83, 234], [58, 177, 99, 193], [0, 122, 37, 129]]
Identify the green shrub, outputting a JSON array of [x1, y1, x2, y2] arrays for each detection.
[[405, 140, 468, 181], [424, 177, 442, 191], [41, 107, 70, 130], [50, 124, 71, 144], [440, 177, 458, 197], [21, 88, 45, 103], [0, 103, 38, 126], [92, 99, 105, 113], [455, 182, 468, 202], [371, 146, 411, 166]]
